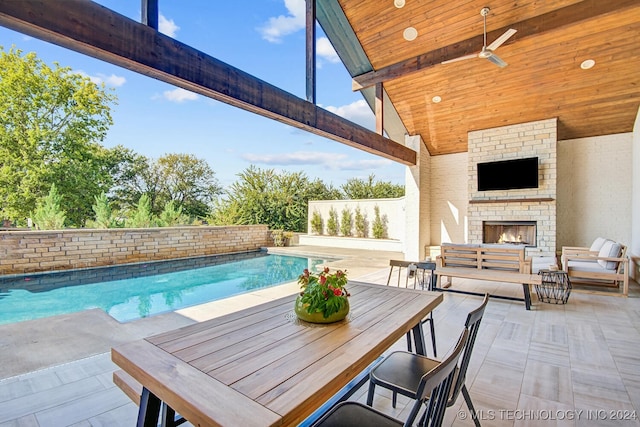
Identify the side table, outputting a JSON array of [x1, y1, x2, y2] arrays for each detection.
[[536, 269, 571, 304]]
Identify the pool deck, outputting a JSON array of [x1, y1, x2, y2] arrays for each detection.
[[1, 246, 639, 426], [0, 245, 403, 379]]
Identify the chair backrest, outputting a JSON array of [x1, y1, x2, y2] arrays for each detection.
[[448, 293, 490, 406], [414, 261, 435, 290], [386, 259, 416, 288], [404, 329, 469, 427]]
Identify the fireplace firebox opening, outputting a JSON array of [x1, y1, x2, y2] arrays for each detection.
[[483, 221, 537, 246]]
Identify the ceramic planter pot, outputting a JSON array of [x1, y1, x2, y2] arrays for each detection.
[[294, 295, 349, 324]]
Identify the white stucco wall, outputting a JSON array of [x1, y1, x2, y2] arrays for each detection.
[[631, 107, 640, 278], [556, 133, 633, 249], [425, 127, 633, 259], [306, 198, 405, 240], [428, 152, 469, 246]]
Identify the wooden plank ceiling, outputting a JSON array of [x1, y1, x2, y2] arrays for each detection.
[[338, 0, 640, 155]]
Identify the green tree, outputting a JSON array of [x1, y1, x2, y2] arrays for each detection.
[[340, 174, 404, 199], [90, 192, 114, 228], [214, 166, 321, 232], [307, 179, 343, 201], [372, 205, 387, 239], [340, 207, 352, 236], [326, 208, 339, 236], [354, 206, 367, 237], [155, 153, 222, 219], [0, 47, 116, 226], [310, 210, 323, 235], [32, 184, 66, 230], [207, 198, 242, 226], [127, 194, 155, 228], [111, 152, 222, 220], [157, 200, 189, 227], [105, 145, 150, 213]]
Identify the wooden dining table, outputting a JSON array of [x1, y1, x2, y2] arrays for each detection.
[[111, 280, 443, 427]]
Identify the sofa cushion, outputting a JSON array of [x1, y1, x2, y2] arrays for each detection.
[[589, 237, 610, 252], [567, 260, 615, 273], [597, 240, 622, 270]]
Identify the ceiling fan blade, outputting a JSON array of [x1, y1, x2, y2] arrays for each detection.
[[485, 53, 508, 68], [487, 28, 517, 51], [441, 53, 477, 65]]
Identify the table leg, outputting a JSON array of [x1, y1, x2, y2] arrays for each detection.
[[429, 272, 437, 291], [522, 284, 531, 310], [411, 322, 427, 356], [137, 387, 161, 427], [161, 403, 176, 427]]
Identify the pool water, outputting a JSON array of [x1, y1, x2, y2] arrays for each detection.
[[0, 252, 332, 324]]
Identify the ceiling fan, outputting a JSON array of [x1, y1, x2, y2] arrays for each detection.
[[442, 7, 517, 68]]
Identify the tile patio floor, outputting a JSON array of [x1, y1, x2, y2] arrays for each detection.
[[1, 247, 638, 427]]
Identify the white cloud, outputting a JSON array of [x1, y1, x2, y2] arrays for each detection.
[[258, 0, 305, 43], [99, 74, 126, 87], [76, 71, 126, 87], [324, 100, 375, 130], [163, 88, 198, 103], [159, 14, 179, 37], [317, 37, 340, 63], [241, 150, 391, 171], [243, 151, 345, 166]]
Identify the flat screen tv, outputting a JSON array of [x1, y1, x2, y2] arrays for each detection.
[[477, 157, 538, 191]]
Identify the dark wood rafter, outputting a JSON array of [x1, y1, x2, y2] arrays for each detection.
[[306, 0, 316, 104], [0, 0, 416, 165], [352, 0, 639, 90], [375, 82, 383, 135], [140, 0, 158, 30]]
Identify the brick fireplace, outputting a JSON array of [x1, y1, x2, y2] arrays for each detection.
[[467, 118, 557, 257]]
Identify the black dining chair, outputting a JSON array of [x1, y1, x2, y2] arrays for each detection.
[[367, 293, 489, 427], [310, 328, 469, 427], [386, 260, 437, 357]]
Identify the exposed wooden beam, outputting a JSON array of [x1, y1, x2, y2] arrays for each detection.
[[306, 0, 316, 104], [140, 0, 158, 30], [353, 0, 639, 90], [0, 0, 415, 166]]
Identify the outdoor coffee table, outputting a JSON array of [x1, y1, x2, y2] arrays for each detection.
[[112, 281, 442, 427]]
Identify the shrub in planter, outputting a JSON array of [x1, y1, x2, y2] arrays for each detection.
[[271, 229, 286, 246], [372, 205, 387, 239], [311, 210, 323, 235], [327, 208, 339, 236], [354, 206, 367, 238], [340, 208, 352, 237]]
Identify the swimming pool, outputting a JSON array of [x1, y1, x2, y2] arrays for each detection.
[[0, 251, 333, 324]]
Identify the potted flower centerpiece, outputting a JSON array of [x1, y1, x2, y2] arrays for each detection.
[[295, 267, 350, 324]]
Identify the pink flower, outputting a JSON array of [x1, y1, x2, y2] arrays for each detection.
[[323, 266, 330, 274], [333, 288, 342, 296], [319, 275, 327, 285]]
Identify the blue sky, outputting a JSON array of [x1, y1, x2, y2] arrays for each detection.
[[0, 0, 405, 189]]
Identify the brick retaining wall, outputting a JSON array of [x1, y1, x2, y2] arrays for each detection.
[[0, 225, 271, 275]]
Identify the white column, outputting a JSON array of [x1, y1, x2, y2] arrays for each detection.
[[404, 135, 429, 260]]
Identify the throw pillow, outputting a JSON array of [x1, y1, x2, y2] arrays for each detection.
[[597, 240, 622, 270], [589, 237, 609, 252]]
